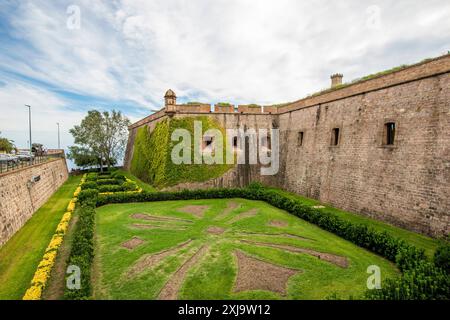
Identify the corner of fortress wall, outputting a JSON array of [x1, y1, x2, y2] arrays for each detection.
[[124, 54, 450, 237], [0, 158, 69, 246]]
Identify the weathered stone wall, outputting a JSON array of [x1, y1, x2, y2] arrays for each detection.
[[277, 73, 450, 237], [0, 158, 69, 246], [124, 54, 450, 237]]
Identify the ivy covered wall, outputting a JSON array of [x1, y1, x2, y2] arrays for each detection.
[[130, 116, 233, 188]]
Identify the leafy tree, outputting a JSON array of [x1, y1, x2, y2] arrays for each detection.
[[0, 131, 15, 153], [69, 110, 130, 171], [67, 146, 100, 169]]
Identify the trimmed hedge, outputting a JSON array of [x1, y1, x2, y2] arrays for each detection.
[[111, 172, 126, 181], [434, 243, 450, 273], [85, 173, 98, 181], [80, 181, 97, 190], [95, 185, 449, 300], [98, 185, 124, 193], [96, 178, 121, 186]]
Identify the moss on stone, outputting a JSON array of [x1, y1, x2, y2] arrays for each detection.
[[130, 117, 233, 188]]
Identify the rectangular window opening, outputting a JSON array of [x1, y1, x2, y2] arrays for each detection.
[[384, 122, 396, 145], [331, 128, 340, 146], [298, 131, 304, 146]]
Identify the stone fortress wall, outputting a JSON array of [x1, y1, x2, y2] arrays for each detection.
[[0, 158, 69, 246], [124, 54, 450, 237]]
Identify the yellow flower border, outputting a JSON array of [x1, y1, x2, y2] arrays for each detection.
[[23, 172, 141, 299], [23, 174, 87, 300]]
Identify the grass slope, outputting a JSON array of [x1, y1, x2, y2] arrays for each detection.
[[115, 173, 439, 257], [266, 187, 439, 257], [0, 175, 81, 300], [94, 199, 398, 300]]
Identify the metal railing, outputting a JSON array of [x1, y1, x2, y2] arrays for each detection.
[[0, 152, 65, 174]]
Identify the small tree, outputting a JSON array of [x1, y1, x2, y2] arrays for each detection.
[[0, 132, 15, 153], [69, 110, 130, 171], [67, 146, 100, 169]]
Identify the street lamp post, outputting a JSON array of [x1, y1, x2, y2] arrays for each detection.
[[56, 122, 60, 149], [25, 105, 32, 164]]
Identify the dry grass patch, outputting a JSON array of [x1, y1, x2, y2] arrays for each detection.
[[121, 237, 145, 250], [233, 250, 299, 296], [178, 205, 210, 218]]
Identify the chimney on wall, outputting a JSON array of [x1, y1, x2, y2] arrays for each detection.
[[330, 74, 343, 88], [164, 89, 177, 107]]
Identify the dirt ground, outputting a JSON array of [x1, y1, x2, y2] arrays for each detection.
[[178, 205, 210, 218], [121, 237, 145, 250], [268, 220, 289, 227], [233, 250, 299, 296], [206, 226, 225, 235], [131, 213, 193, 223]]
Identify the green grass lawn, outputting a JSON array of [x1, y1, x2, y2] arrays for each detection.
[[265, 187, 440, 257], [94, 199, 399, 300], [0, 174, 81, 300]]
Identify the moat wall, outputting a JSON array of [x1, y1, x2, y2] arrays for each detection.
[[0, 158, 69, 246], [124, 54, 450, 237]]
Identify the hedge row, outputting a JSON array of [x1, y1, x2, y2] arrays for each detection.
[[64, 202, 96, 299], [81, 178, 138, 193], [95, 183, 449, 300]]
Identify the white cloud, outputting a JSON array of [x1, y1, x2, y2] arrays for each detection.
[[0, 0, 449, 149], [0, 81, 84, 149]]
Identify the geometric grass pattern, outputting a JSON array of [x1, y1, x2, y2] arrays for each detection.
[[122, 202, 348, 299], [94, 199, 399, 300]]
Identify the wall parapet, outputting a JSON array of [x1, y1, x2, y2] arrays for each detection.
[[277, 53, 450, 114]]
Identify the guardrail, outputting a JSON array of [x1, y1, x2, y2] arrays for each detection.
[[0, 152, 65, 174]]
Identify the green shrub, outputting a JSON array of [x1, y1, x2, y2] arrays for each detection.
[[81, 181, 98, 190], [78, 189, 99, 206], [111, 172, 126, 181], [85, 173, 98, 181], [365, 259, 450, 300], [434, 243, 450, 273], [64, 204, 95, 300], [122, 181, 138, 191], [98, 185, 123, 193]]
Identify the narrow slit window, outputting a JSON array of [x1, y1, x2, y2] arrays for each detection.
[[233, 136, 238, 148], [298, 132, 304, 146], [384, 122, 396, 145], [331, 128, 340, 146]]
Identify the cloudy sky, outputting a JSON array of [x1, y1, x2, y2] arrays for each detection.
[[0, 0, 449, 152]]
